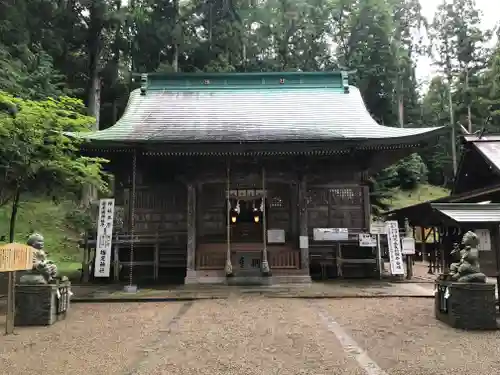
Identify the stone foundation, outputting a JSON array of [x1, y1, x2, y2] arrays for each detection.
[[185, 270, 312, 285], [435, 280, 497, 330], [15, 281, 71, 326]]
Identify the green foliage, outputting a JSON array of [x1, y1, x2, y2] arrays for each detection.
[[394, 154, 428, 190], [0, 197, 85, 274], [384, 184, 450, 210], [0, 0, 498, 220], [370, 154, 428, 214], [0, 91, 109, 210]]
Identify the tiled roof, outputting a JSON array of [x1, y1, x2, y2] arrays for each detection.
[[77, 72, 444, 143]]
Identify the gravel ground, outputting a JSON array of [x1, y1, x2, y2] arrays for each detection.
[[132, 297, 364, 375], [1, 296, 500, 375], [0, 302, 183, 375], [318, 298, 500, 375]]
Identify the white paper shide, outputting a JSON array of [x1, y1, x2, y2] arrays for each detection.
[[385, 220, 404, 275], [94, 198, 115, 277]]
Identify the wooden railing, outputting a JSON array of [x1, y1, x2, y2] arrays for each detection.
[[195, 243, 300, 270], [269, 250, 300, 269], [196, 251, 226, 270]]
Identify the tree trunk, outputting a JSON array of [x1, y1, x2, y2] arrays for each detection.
[[88, 68, 101, 130], [465, 66, 472, 133], [8, 187, 20, 243], [111, 0, 121, 124], [447, 75, 457, 175], [83, 2, 104, 206], [172, 0, 179, 72]]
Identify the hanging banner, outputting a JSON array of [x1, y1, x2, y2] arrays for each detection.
[[94, 198, 115, 278], [385, 220, 404, 275]]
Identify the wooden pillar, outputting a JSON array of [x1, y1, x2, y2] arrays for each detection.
[[186, 183, 196, 272], [113, 235, 120, 282], [298, 176, 309, 270], [261, 167, 270, 275], [404, 218, 413, 279], [492, 224, 500, 304], [82, 233, 90, 283], [153, 233, 159, 281]]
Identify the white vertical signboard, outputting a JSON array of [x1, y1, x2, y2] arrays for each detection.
[[385, 220, 404, 275], [475, 229, 491, 251], [94, 198, 115, 277]]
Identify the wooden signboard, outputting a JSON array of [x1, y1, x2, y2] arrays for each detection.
[[0, 243, 34, 272], [1, 242, 34, 335]]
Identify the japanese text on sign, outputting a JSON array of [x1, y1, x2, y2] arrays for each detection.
[[359, 233, 376, 247], [401, 237, 415, 255], [385, 220, 404, 275], [94, 198, 115, 278]]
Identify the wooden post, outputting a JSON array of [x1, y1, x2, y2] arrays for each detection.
[[5, 271, 15, 335], [336, 243, 343, 278], [298, 176, 309, 270], [493, 224, 500, 305], [225, 164, 233, 276], [186, 183, 196, 273], [376, 233, 382, 279], [82, 232, 90, 283], [421, 227, 431, 274], [113, 233, 120, 282], [404, 218, 413, 280], [261, 167, 270, 275], [153, 234, 159, 281]]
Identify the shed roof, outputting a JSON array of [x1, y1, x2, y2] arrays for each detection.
[[77, 72, 444, 144], [383, 182, 500, 226], [454, 135, 500, 194], [431, 203, 500, 224]]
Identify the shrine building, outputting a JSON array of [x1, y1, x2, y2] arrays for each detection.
[[78, 71, 445, 285]]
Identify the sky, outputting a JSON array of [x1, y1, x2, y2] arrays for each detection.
[[416, 0, 499, 85]]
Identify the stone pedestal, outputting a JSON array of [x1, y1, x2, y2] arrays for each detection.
[[15, 281, 71, 326], [435, 280, 497, 330]]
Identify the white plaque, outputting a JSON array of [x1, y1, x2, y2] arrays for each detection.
[[401, 237, 415, 255], [94, 198, 115, 278], [476, 229, 491, 251], [370, 221, 386, 235], [268, 229, 285, 244], [313, 228, 349, 241], [359, 233, 376, 247], [299, 235, 309, 249], [385, 220, 404, 275]]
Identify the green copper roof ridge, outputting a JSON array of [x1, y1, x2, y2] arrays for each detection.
[[137, 71, 344, 78], [145, 85, 345, 91]]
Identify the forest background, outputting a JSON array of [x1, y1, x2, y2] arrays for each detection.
[[0, 0, 499, 272]]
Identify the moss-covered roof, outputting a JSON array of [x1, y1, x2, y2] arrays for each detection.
[[77, 71, 445, 144]]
